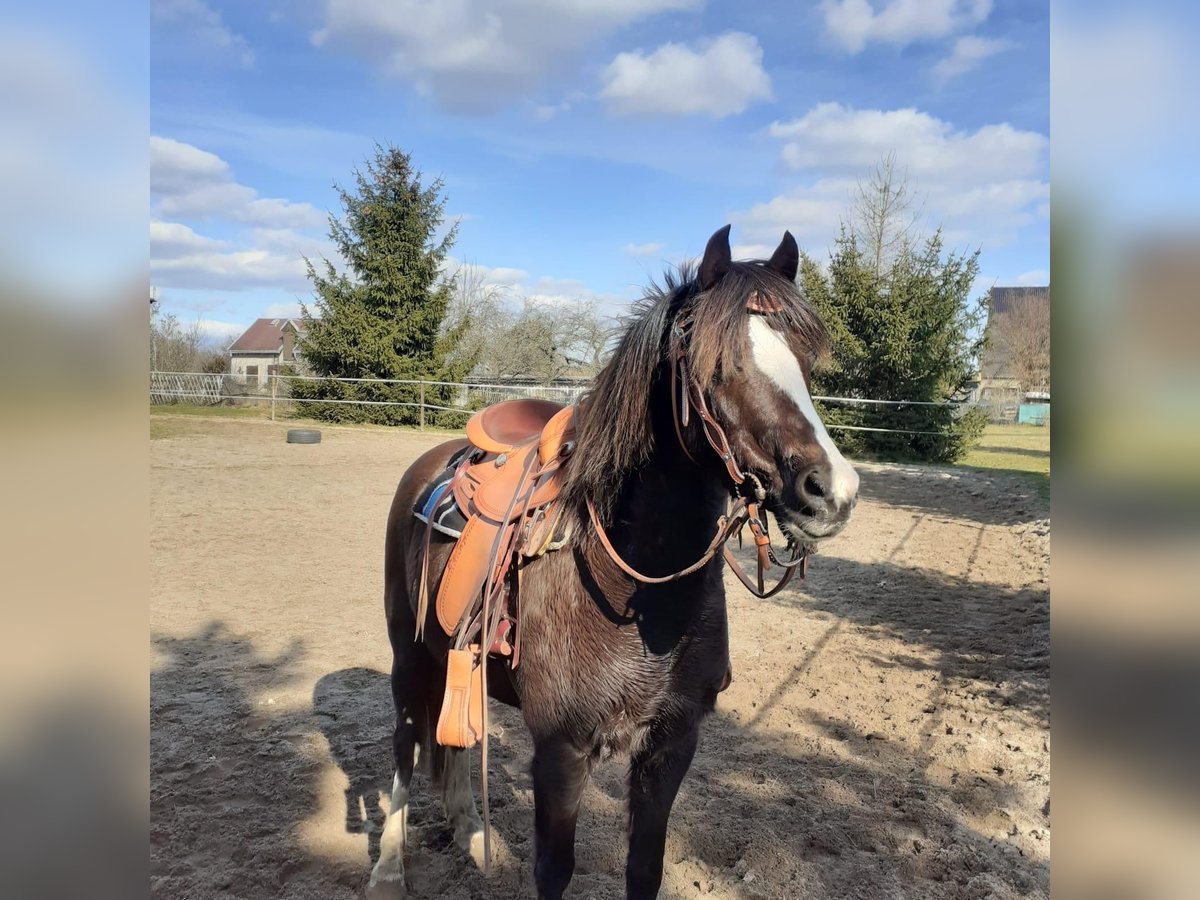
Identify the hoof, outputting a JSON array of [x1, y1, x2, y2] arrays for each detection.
[[455, 824, 487, 870], [367, 864, 407, 900]]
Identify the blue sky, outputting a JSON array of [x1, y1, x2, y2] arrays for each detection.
[[147, 0, 1050, 344]]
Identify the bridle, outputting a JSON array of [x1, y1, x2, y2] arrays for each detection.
[[586, 306, 808, 598]]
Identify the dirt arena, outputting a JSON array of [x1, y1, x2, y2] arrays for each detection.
[[150, 415, 1049, 900]]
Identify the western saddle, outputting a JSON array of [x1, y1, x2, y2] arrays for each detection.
[[418, 398, 577, 749]]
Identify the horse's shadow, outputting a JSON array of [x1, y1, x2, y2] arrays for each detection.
[[313, 667, 536, 895], [312, 667, 1048, 899], [311, 667, 396, 866]]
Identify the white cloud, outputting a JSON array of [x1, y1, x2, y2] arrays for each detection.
[[1016, 269, 1049, 286], [152, 0, 255, 67], [932, 35, 1013, 84], [194, 319, 249, 344], [263, 301, 304, 319], [736, 179, 856, 249], [484, 266, 530, 285], [443, 257, 628, 314], [150, 136, 228, 193], [444, 257, 530, 289], [732, 243, 779, 260], [770, 102, 1046, 190], [624, 242, 664, 256], [535, 102, 569, 121], [822, 0, 992, 54], [150, 138, 334, 292], [599, 33, 772, 118], [311, 0, 699, 113], [150, 136, 324, 229], [738, 102, 1048, 254], [151, 245, 313, 292], [150, 220, 224, 255]]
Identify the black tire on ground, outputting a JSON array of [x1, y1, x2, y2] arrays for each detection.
[[286, 428, 322, 444]]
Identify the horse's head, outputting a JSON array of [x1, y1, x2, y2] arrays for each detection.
[[683, 225, 859, 541]]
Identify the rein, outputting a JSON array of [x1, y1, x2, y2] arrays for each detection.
[[587, 311, 807, 598]]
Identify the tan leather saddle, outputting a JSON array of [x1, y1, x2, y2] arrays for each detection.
[[418, 399, 577, 748]]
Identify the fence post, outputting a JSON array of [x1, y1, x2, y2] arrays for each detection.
[[419, 379, 426, 431], [270, 375, 277, 421]]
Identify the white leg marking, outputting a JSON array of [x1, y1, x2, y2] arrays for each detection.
[[747, 317, 860, 504], [441, 748, 486, 869], [368, 771, 409, 899]]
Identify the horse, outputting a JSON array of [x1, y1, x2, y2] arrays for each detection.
[[367, 225, 860, 899]]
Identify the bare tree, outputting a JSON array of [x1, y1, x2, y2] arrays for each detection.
[[451, 275, 616, 381], [850, 153, 924, 279], [990, 289, 1051, 395], [488, 303, 566, 382], [150, 309, 205, 372], [549, 301, 616, 374], [440, 262, 513, 371]]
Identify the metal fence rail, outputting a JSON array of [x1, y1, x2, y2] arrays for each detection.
[[149, 372, 1037, 434]]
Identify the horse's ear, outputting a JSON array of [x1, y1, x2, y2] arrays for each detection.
[[768, 230, 799, 282], [698, 224, 732, 291]]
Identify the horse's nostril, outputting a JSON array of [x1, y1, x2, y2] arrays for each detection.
[[803, 472, 826, 499]]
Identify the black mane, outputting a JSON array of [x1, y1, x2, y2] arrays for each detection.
[[564, 259, 827, 513]]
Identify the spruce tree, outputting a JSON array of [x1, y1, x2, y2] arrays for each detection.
[[801, 227, 988, 463], [291, 145, 470, 424]]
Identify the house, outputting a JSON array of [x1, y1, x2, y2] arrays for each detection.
[[978, 286, 1050, 421], [228, 318, 306, 384]]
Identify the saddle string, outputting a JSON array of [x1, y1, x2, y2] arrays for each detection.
[[414, 505, 436, 643], [457, 443, 556, 876]]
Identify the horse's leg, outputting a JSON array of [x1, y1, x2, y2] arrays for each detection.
[[531, 737, 591, 900], [625, 725, 699, 900], [436, 745, 486, 867], [368, 625, 426, 897], [410, 651, 487, 868]]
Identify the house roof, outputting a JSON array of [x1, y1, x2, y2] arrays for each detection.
[[228, 318, 305, 353]]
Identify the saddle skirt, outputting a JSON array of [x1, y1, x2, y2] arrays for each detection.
[[415, 400, 578, 648]]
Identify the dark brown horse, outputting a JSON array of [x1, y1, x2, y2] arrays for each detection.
[[368, 226, 859, 899]]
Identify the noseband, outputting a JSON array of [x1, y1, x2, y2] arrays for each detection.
[[586, 307, 807, 598]]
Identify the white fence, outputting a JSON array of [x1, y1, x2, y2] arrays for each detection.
[[149, 371, 1002, 438], [149, 372, 589, 423]]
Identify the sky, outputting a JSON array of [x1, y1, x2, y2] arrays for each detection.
[[145, 0, 1050, 345]]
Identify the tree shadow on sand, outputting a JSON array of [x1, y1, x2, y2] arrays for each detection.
[[151, 622, 366, 899], [153, 597, 1047, 899], [750, 552, 1051, 729], [308, 674, 1048, 899], [663, 705, 1050, 900], [856, 463, 1047, 527], [310, 583, 1048, 899]]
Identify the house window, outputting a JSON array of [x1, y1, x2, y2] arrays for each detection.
[[267, 364, 279, 376], [246, 365, 259, 384]]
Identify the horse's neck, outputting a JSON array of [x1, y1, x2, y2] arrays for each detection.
[[608, 421, 729, 577]]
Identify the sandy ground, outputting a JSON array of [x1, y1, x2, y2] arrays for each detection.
[[150, 416, 1049, 899]]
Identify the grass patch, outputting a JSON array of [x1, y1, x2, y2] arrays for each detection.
[[957, 424, 1050, 501], [150, 403, 272, 419], [149, 403, 466, 440]]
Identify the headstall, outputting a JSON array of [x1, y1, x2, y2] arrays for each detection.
[[586, 307, 808, 598]]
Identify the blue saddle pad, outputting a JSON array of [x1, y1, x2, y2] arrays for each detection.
[[413, 451, 470, 538]]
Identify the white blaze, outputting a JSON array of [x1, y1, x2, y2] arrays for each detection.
[[747, 317, 860, 506]]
